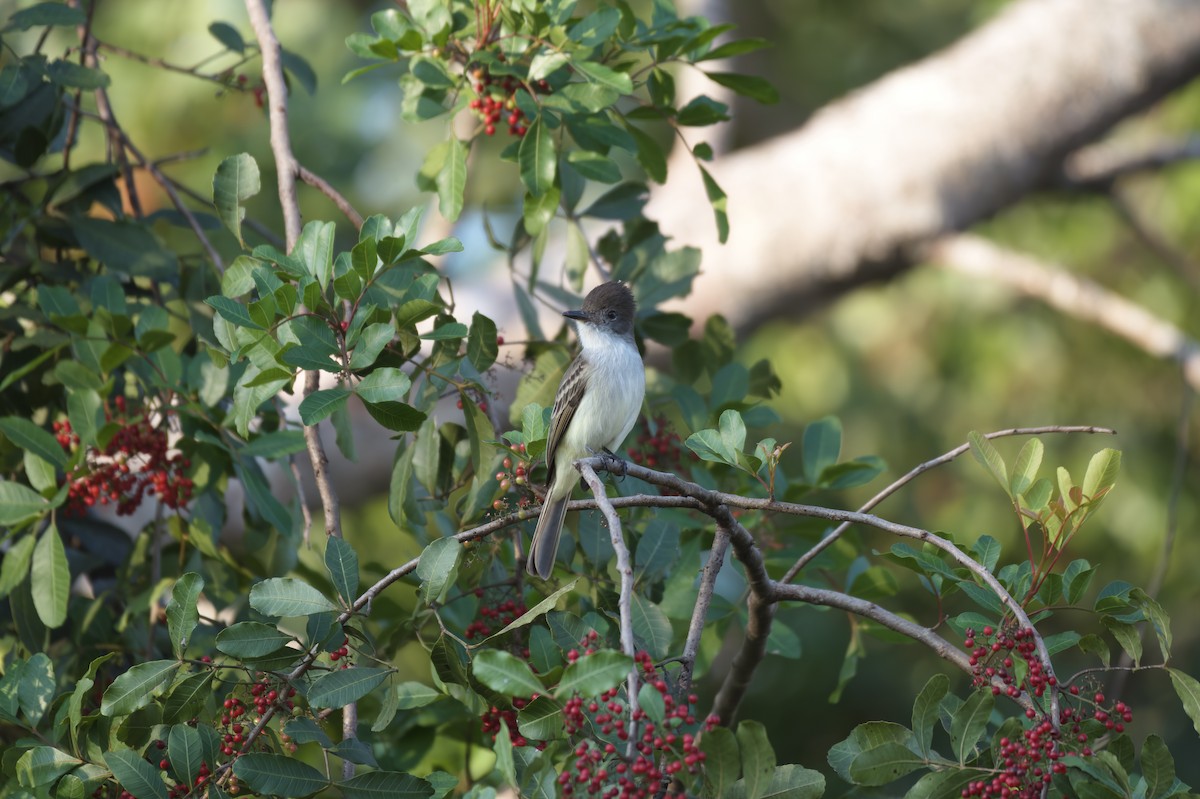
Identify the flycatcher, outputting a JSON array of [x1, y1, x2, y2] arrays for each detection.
[[527, 281, 645, 579]]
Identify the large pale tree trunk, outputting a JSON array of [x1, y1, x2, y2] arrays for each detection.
[[648, 0, 1200, 329]]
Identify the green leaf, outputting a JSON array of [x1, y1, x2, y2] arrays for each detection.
[[308, 666, 391, 708], [392, 682, 441, 709], [573, 60, 632, 93], [31, 524, 69, 628], [968, 431, 1010, 497], [6, 3, 86, 30], [1130, 587, 1172, 660], [349, 324, 394, 372], [466, 312, 499, 372], [517, 695, 563, 741], [473, 650, 544, 698], [167, 724, 204, 785], [911, 674, 948, 758], [100, 660, 180, 717], [419, 323, 468, 341], [216, 621, 294, 658], [47, 60, 110, 88], [0, 478, 50, 524], [206, 295, 262, 330], [296, 221, 336, 289], [685, 428, 737, 466], [166, 573, 204, 659], [801, 416, 842, 485], [17, 652, 55, 726], [704, 71, 779, 104], [16, 746, 82, 788], [355, 367, 412, 403], [162, 670, 214, 725], [736, 720, 776, 799], [436, 137, 467, 222], [1141, 734, 1175, 799], [212, 153, 260, 247], [846, 742, 926, 786], [1009, 438, 1043, 497], [1102, 617, 1142, 665], [700, 727, 739, 798], [478, 578, 581, 643], [698, 164, 729, 243], [233, 753, 327, 798], [416, 537, 463, 606], [1082, 448, 1121, 502], [555, 650, 632, 699], [325, 536, 359, 605], [298, 387, 351, 426], [363, 400, 427, 432], [0, 417, 67, 469], [630, 594, 672, 660], [240, 430, 307, 460], [677, 95, 730, 126], [249, 578, 336, 617], [340, 771, 433, 799], [103, 750, 168, 799], [0, 533, 35, 599], [209, 21, 245, 52], [523, 186, 560, 237], [519, 116, 556, 196], [695, 37, 771, 61], [950, 689, 993, 764]]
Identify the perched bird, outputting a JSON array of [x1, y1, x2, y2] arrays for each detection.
[[527, 281, 645, 579]]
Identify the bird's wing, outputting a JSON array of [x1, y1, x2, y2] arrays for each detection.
[[544, 352, 588, 482]]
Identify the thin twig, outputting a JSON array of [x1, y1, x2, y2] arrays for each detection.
[[928, 234, 1200, 391], [297, 164, 364, 231], [1063, 136, 1200, 188], [244, 0, 301, 249], [300, 371, 343, 540], [782, 425, 1116, 583], [1109, 185, 1200, 292], [677, 526, 730, 697], [578, 460, 639, 753]]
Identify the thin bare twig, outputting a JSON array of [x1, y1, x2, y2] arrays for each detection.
[[244, 0, 300, 249], [297, 164, 364, 231], [928, 234, 1200, 392], [782, 425, 1116, 583], [677, 526, 729, 697], [579, 460, 639, 753], [1063, 136, 1200, 188]]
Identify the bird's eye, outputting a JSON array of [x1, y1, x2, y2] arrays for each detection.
[[606, 309, 618, 321]]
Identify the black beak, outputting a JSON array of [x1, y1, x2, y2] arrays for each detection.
[[562, 309, 588, 321]]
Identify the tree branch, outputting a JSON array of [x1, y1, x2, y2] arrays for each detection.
[[578, 460, 639, 752], [647, 0, 1200, 328], [927, 234, 1200, 392], [782, 425, 1116, 583], [678, 525, 729, 697]]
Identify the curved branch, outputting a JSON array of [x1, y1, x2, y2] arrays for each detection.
[[647, 0, 1200, 328], [782, 425, 1116, 583], [927, 234, 1200, 391]]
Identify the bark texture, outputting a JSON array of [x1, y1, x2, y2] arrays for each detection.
[[648, 0, 1200, 328]]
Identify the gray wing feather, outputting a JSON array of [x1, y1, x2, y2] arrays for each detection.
[[544, 353, 588, 481]]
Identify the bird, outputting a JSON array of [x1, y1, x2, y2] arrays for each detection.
[[527, 281, 645, 579]]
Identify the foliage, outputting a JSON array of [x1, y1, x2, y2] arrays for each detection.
[[0, 2, 1198, 799]]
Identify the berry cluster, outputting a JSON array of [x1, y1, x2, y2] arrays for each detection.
[[467, 66, 551, 137], [465, 594, 528, 640], [556, 648, 718, 799], [481, 695, 538, 747], [329, 636, 352, 667], [492, 442, 535, 513], [966, 625, 1055, 699], [627, 416, 686, 473], [959, 625, 1136, 798], [58, 397, 193, 516]]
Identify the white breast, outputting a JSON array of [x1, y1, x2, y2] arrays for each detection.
[[565, 326, 645, 455]]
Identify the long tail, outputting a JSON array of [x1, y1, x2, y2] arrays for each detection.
[[528, 495, 569, 579]]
